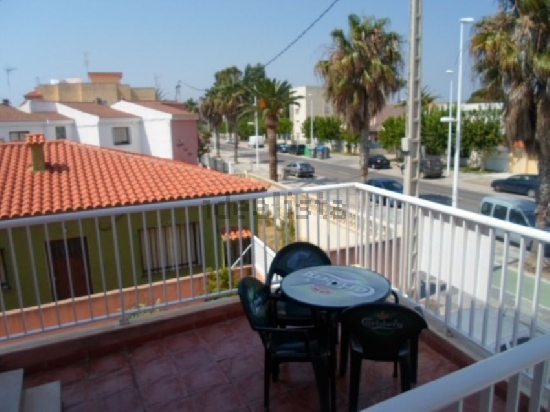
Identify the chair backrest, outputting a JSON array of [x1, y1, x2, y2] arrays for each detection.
[[266, 242, 332, 286], [238, 277, 272, 332], [340, 303, 428, 362]]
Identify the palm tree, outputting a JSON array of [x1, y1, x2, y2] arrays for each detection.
[[246, 78, 301, 181], [200, 89, 223, 158], [315, 14, 404, 181], [218, 80, 246, 163], [471, 0, 550, 229], [184, 98, 199, 113]]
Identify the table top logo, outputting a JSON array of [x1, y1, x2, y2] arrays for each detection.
[[302, 270, 375, 297]]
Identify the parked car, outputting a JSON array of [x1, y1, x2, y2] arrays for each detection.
[[367, 154, 391, 169], [365, 178, 403, 207], [276, 143, 289, 153], [288, 144, 306, 155], [420, 157, 443, 178], [490, 174, 540, 198], [284, 161, 315, 178], [479, 195, 550, 255]]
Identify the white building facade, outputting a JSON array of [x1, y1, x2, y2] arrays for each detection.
[[289, 86, 335, 142]]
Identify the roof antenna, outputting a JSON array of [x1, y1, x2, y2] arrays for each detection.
[[5, 66, 16, 103], [175, 80, 182, 102], [84, 52, 90, 77]]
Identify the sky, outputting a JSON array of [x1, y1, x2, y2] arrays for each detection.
[[0, 0, 500, 107]]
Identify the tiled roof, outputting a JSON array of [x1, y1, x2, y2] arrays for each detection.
[[0, 138, 268, 220], [132, 101, 197, 117], [62, 102, 139, 119], [220, 226, 252, 241], [23, 89, 43, 99], [0, 105, 69, 123]]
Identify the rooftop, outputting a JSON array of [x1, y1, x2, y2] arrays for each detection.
[[61, 102, 139, 118], [0, 104, 69, 123], [131, 101, 198, 118], [0, 138, 268, 219]]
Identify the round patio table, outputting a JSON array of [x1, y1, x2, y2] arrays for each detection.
[[280, 265, 392, 412]]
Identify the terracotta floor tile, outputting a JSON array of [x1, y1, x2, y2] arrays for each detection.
[[64, 398, 105, 412], [196, 321, 236, 343], [132, 355, 178, 386], [218, 349, 263, 378], [102, 388, 144, 412], [190, 382, 247, 412], [89, 351, 130, 377], [92, 368, 135, 398], [146, 395, 196, 412], [231, 370, 265, 405], [62, 379, 98, 408], [138, 374, 188, 407], [172, 347, 214, 372], [25, 361, 88, 388], [207, 333, 248, 361], [180, 363, 230, 393], [130, 338, 166, 365], [163, 330, 201, 355]]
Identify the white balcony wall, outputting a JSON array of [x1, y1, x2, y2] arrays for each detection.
[[111, 101, 173, 159]]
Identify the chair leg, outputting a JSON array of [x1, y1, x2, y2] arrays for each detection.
[[311, 357, 331, 412], [393, 360, 398, 378], [348, 351, 362, 412], [410, 337, 419, 384], [398, 355, 411, 392], [339, 328, 349, 377], [264, 351, 271, 412]]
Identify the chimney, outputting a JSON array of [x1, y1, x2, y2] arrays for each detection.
[[2, 99, 10, 106], [26, 134, 46, 172]]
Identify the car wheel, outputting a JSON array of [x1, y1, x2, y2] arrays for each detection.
[[527, 189, 536, 198], [494, 185, 501, 192]]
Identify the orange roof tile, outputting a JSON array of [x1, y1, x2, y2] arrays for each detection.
[[0, 139, 268, 220], [132, 101, 197, 118], [220, 227, 252, 241], [24, 89, 43, 99], [62, 102, 138, 119], [0, 105, 69, 123]]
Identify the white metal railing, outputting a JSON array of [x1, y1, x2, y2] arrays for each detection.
[[366, 333, 550, 412], [0, 182, 549, 359]]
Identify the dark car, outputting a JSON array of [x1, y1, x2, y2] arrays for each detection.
[[287, 144, 306, 155], [491, 174, 540, 198], [420, 157, 443, 178], [365, 178, 403, 207], [284, 161, 315, 178], [276, 143, 289, 153], [367, 154, 391, 169]]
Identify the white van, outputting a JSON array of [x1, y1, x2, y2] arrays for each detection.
[[248, 135, 265, 148], [479, 195, 550, 252]]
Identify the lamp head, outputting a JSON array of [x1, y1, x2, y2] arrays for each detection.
[[460, 17, 475, 23], [446, 69, 454, 74]]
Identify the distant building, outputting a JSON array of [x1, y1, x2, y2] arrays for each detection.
[[24, 72, 156, 105], [289, 86, 335, 142]]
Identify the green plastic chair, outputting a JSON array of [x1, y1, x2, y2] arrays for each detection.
[[340, 302, 428, 412], [266, 242, 332, 327], [238, 277, 332, 412]]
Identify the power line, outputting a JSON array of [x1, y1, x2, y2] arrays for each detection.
[[181, 0, 341, 93], [263, 0, 342, 68]]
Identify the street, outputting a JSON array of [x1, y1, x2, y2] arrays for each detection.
[[217, 141, 515, 213]]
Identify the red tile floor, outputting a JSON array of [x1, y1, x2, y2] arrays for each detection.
[[22, 315, 506, 412]]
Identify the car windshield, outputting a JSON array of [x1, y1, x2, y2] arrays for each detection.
[[381, 181, 403, 191]]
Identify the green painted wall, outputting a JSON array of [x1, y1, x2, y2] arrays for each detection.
[[0, 200, 257, 310]]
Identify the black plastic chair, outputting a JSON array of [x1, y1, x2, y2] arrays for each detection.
[[340, 302, 428, 412], [238, 277, 331, 412], [339, 289, 400, 377], [266, 242, 332, 327]]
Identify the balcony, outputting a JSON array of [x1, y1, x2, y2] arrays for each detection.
[[0, 182, 549, 410]]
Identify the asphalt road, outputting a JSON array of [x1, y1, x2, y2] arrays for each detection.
[[228, 143, 493, 213]]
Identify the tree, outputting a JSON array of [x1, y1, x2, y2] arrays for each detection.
[[378, 116, 405, 153], [316, 116, 342, 143], [315, 15, 404, 181], [246, 79, 301, 181], [276, 117, 292, 137], [200, 90, 223, 158], [461, 108, 505, 167], [467, 88, 505, 103], [471, 0, 550, 229], [421, 106, 448, 155], [184, 98, 199, 113]]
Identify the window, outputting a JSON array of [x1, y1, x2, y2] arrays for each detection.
[[139, 224, 200, 274], [480, 202, 493, 216], [509, 209, 527, 226], [55, 126, 67, 140], [0, 250, 9, 289], [112, 127, 130, 145], [494, 205, 508, 220], [9, 131, 29, 142]]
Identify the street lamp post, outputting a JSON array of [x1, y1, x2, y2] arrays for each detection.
[[248, 96, 260, 171], [445, 69, 454, 178], [452, 17, 474, 208], [307, 93, 314, 146]]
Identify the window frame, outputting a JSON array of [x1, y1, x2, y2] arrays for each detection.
[[55, 126, 67, 140], [9, 131, 29, 142], [112, 127, 131, 145]]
